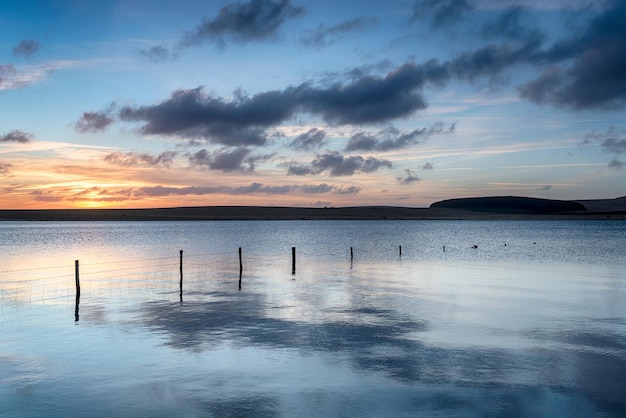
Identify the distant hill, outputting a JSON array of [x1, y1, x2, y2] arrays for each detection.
[[430, 196, 586, 213]]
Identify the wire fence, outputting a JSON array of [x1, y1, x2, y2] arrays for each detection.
[[0, 247, 319, 314]]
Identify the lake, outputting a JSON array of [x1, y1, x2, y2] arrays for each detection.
[[1, 220, 625, 417]]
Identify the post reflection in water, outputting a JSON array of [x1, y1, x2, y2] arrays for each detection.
[[74, 292, 80, 323]]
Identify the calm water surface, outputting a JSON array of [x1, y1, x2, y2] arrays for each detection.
[[1, 220, 625, 417]]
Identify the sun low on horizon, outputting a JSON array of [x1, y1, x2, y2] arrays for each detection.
[[1, 0, 625, 210]]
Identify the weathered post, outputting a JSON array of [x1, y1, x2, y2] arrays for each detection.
[[74, 260, 80, 322], [292, 247, 296, 275], [350, 247, 354, 269], [239, 247, 243, 290], [75, 260, 81, 298], [179, 250, 183, 301], [239, 247, 243, 274]]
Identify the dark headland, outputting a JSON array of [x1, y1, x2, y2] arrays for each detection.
[[1, 196, 625, 221]]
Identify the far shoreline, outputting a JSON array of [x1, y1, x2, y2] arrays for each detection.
[[1, 201, 625, 221]]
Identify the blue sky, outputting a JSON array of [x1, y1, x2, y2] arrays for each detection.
[[1, 0, 624, 208]]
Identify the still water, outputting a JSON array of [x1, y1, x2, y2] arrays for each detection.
[[1, 220, 625, 417]]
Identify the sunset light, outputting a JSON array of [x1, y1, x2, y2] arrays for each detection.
[[1, 1, 625, 209]]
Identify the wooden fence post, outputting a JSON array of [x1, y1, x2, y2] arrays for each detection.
[[239, 247, 243, 290], [75, 260, 80, 298], [74, 260, 80, 322], [179, 250, 183, 300], [239, 247, 243, 274], [292, 247, 296, 275]]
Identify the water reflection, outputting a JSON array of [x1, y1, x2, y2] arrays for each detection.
[[130, 279, 626, 417], [140, 290, 428, 381], [526, 324, 626, 415], [2, 220, 626, 416]]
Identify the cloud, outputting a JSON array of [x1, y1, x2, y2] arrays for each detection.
[[301, 17, 377, 49], [189, 147, 271, 172], [344, 122, 455, 152], [30, 190, 64, 202], [103, 151, 178, 167], [118, 87, 284, 145], [422, 162, 434, 170], [537, 184, 552, 191], [582, 126, 626, 154], [411, 0, 474, 28], [179, 0, 305, 48], [518, 0, 626, 109], [304, 63, 432, 125], [480, 5, 544, 42], [0, 65, 16, 86], [116, 66, 434, 143], [93, 2, 626, 146], [0, 63, 54, 90], [0, 163, 11, 176], [288, 128, 327, 150], [13, 39, 40, 58], [284, 151, 392, 176], [138, 45, 174, 62], [114, 182, 359, 198], [397, 169, 420, 185], [0, 130, 33, 143], [581, 126, 626, 170], [608, 159, 625, 170], [74, 110, 115, 133], [602, 138, 626, 155]]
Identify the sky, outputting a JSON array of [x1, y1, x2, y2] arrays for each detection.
[[1, 0, 625, 209]]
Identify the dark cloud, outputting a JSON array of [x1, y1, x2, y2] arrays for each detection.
[[0, 163, 11, 176], [447, 38, 542, 83], [304, 63, 432, 125], [179, 0, 304, 48], [299, 183, 360, 195], [93, 1, 626, 146], [344, 122, 455, 152], [103, 151, 178, 167], [284, 151, 392, 176], [138, 45, 174, 62], [289, 128, 327, 150], [116, 66, 435, 143], [608, 159, 625, 170], [538, 184, 552, 191], [301, 17, 377, 49], [397, 169, 420, 185], [581, 126, 626, 170], [12, 39, 40, 57], [518, 0, 626, 109], [582, 127, 626, 154], [74, 111, 114, 133], [189, 147, 271, 172], [602, 137, 626, 155], [411, 0, 474, 28], [480, 5, 544, 42], [118, 87, 285, 146], [422, 162, 434, 170], [114, 182, 359, 197], [409, 0, 625, 110], [0, 130, 33, 143]]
